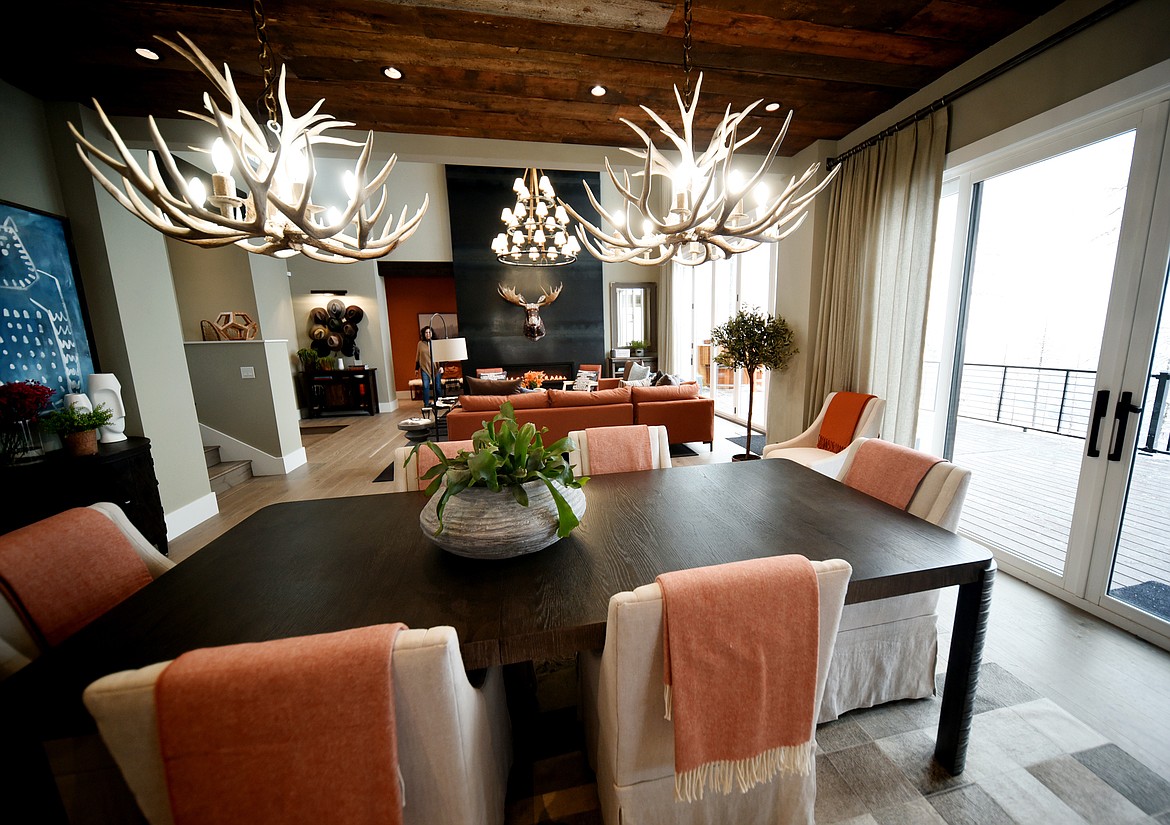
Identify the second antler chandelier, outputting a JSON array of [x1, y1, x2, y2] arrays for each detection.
[[561, 0, 837, 267]]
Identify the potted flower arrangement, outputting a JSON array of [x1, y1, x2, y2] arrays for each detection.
[[710, 306, 798, 461], [409, 402, 588, 558], [0, 380, 54, 464], [40, 402, 114, 457], [521, 370, 547, 390]]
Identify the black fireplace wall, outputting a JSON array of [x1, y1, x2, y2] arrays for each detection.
[[444, 166, 605, 376]]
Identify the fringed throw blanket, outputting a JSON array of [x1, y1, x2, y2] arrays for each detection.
[[816, 392, 876, 453], [156, 624, 407, 825], [841, 439, 942, 510], [656, 555, 820, 802], [585, 425, 653, 475]]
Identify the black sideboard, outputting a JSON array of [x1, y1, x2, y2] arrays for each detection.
[[0, 436, 168, 554], [303, 369, 379, 417]]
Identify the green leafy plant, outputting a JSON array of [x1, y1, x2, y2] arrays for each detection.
[[710, 306, 798, 458], [409, 402, 588, 537], [318, 355, 337, 371], [40, 402, 114, 435], [296, 347, 319, 371], [626, 339, 646, 350]]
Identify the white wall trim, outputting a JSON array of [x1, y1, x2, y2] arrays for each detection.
[[199, 423, 307, 475], [379, 399, 399, 413], [164, 492, 219, 541]]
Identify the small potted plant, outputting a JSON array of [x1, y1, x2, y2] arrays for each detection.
[[40, 402, 114, 457], [296, 347, 320, 372], [627, 339, 646, 357], [521, 370, 548, 390], [409, 402, 588, 558], [710, 306, 798, 461]]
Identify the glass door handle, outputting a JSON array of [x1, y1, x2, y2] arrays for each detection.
[[1107, 391, 1143, 462], [1087, 389, 1110, 457]]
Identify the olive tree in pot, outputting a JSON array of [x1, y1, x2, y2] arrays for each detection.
[[710, 306, 798, 461]]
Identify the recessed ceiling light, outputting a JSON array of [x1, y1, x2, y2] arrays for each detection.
[[383, 66, 403, 80], [765, 102, 781, 112], [591, 85, 607, 97], [136, 47, 160, 61]]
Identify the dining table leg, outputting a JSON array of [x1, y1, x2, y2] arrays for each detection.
[[933, 558, 997, 775]]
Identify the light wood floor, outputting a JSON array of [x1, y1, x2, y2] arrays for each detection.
[[170, 401, 1170, 781]]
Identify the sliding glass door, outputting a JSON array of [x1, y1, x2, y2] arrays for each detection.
[[923, 86, 1170, 649]]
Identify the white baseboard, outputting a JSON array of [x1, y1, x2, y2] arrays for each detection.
[[164, 492, 219, 541], [199, 423, 307, 476], [380, 398, 400, 412]]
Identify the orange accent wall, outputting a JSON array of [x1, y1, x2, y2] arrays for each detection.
[[384, 273, 458, 392]]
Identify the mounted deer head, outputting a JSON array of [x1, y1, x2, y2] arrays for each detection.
[[498, 283, 562, 341]]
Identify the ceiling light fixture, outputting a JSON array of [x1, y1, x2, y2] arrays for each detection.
[[591, 85, 607, 97], [491, 169, 580, 267], [382, 66, 403, 80], [69, 2, 427, 263], [135, 47, 160, 61], [561, 0, 837, 267], [765, 102, 781, 112]]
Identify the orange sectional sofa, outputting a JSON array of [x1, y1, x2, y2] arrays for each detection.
[[445, 384, 714, 448]]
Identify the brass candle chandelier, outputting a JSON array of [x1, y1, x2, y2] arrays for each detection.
[[68, 3, 427, 263], [560, 0, 837, 267], [491, 168, 580, 267]]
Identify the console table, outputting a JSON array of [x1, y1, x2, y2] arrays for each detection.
[[0, 436, 168, 554], [303, 368, 379, 417], [606, 355, 657, 379]]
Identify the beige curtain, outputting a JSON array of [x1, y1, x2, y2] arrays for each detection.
[[810, 108, 949, 445]]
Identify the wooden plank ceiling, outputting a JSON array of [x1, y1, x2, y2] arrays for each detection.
[[1, 0, 1064, 155]]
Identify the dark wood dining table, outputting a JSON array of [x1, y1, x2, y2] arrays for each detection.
[[1, 458, 994, 820]]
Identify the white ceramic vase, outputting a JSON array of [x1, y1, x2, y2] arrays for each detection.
[[419, 479, 586, 559]]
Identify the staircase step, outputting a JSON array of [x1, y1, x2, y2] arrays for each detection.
[[204, 445, 221, 469], [208, 459, 252, 495]]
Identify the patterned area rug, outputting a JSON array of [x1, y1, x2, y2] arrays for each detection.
[[727, 433, 767, 455], [1109, 580, 1170, 623], [505, 661, 1170, 824]]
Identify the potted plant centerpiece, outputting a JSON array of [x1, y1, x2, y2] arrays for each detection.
[[710, 306, 798, 461], [41, 401, 114, 457], [409, 402, 588, 558]]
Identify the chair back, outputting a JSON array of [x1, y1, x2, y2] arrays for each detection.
[[836, 438, 971, 532], [392, 440, 474, 492], [814, 391, 885, 447], [83, 625, 511, 825], [566, 425, 671, 475], [593, 559, 851, 823], [0, 503, 172, 678]]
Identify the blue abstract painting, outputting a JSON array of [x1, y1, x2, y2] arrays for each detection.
[[0, 201, 95, 406]]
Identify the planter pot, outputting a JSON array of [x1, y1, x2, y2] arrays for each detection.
[[731, 453, 762, 462], [63, 429, 99, 457], [419, 479, 586, 559]]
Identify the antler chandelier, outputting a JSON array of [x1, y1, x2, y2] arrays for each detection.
[[491, 169, 581, 266], [561, 0, 837, 267], [68, 5, 427, 263]]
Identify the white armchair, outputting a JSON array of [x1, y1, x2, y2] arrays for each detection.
[[817, 437, 972, 723], [761, 391, 885, 471], [83, 625, 512, 825], [579, 559, 852, 825]]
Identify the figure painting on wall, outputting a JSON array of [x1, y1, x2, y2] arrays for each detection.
[[0, 201, 96, 406]]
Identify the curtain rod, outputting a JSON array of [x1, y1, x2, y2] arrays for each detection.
[[826, 0, 1138, 171]]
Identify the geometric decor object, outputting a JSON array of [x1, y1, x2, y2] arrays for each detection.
[[200, 311, 259, 341]]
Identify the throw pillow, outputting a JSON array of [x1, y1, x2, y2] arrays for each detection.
[[619, 378, 652, 388], [625, 361, 651, 382], [573, 369, 598, 390], [654, 372, 682, 386], [465, 376, 522, 396]]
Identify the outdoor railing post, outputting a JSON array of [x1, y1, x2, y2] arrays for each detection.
[[1057, 369, 1070, 435], [1143, 372, 1169, 453], [996, 366, 1008, 423]]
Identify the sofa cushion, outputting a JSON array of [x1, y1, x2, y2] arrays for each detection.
[[623, 361, 651, 381], [465, 376, 522, 396], [547, 387, 631, 407], [630, 383, 700, 402], [654, 372, 682, 386], [458, 392, 549, 412]]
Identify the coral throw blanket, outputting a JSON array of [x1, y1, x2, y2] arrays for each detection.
[[656, 555, 820, 802], [155, 624, 407, 825], [585, 425, 652, 475], [816, 392, 876, 453], [0, 507, 153, 648], [842, 439, 942, 510]]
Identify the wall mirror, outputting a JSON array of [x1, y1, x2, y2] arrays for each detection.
[[610, 282, 657, 351]]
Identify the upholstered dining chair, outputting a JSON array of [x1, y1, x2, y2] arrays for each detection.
[[0, 502, 173, 679], [761, 391, 885, 470], [566, 425, 671, 475], [83, 624, 512, 825], [391, 439, 474, 492], [579, 558, 852, 825], [816, 437, 972, 723]]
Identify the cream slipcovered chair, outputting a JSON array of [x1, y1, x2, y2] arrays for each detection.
[[566, 425, 671, 475], [390, 439, 474, 492], [83, 625, 512, 825], [579, 559, 852, 825], [817, 437, 972, 723], [0, 502, 173, 679], [761, 391, 885, 470]]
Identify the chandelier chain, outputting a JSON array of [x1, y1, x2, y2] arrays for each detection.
[[250, 0, 279, 128], [682, 0, 694, 107]]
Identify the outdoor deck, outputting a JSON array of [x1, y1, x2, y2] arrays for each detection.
[[953, 418, 1170, 592]]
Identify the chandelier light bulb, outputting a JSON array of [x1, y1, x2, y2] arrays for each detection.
[[188, 176, 207, 208], [211, 138, 233, 175], [753, 182, 770, 206], [501, 207, 513, 223], [342, 169, 358, 199], [326, 206, 342, 226]]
